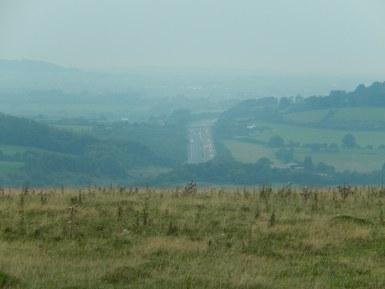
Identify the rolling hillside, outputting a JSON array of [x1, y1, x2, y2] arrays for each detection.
[[215, 82, 385, 173], [0, 113, 167, 186]]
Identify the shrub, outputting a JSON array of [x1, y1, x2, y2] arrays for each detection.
[[342, 133, 357, 148], [0, 271, 19, 288], [268, 135, 285, 148], [102, 265, 150, 284]]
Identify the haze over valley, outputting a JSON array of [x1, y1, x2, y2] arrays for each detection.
[[3, 1, 385, 288]]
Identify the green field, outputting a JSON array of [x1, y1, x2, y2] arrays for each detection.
[[1, 103, 154, 122], [224, 138, 385, 172], [0, 145, 31, 155], [293, 148, 385, 172], [249, 122, 385, 147], [53, 124, 93, 133], [1, 186, 385, 289], [284, 109, 329, 124], [332, 107, 385, 122], [221, 106, 385, 172], [127, 166, 172, 179], [0, 144, 51, 156], [224, 140, 279, 163], [0, 161, 24, 172], [283, 107, 385, 125], [0, 144, 72, 175]]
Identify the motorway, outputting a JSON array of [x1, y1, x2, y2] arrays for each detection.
[[187, 120, 216, 164]]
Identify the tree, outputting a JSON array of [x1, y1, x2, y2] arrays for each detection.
[[276, 148, 294, 163], [342, 134, 356, 148], [329, 143, 339, 151], [316, 162, 335, 174], [279, 97, 291, 109], [304, 156, 314, 171], [268, 135, 285, 148], [256, 157, 272, 169]]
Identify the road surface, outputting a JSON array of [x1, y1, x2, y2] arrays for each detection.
[[187, 120, 216, 164]]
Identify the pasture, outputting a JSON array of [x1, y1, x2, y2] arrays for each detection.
[[249, 122, 385, 147], [0, 186, 385, 288], [0, 161, 23, 173], [222, 117, 385, 172], [284, 107, 385, 125]]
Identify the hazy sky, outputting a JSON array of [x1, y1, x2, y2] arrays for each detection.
[[1, 0, 385, 75]]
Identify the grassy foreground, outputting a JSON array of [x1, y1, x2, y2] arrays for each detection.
[[1, 186, 385, 289]]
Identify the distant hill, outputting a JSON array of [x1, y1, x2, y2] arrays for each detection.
[[0, 59, 142, 94], [0, 59, 84, 92], [216, 81, 385, 136], [228, 81, 385, 114], [0, 59, 75, 73], [0, 112, 95, 154], [291, 81, 385, 111], [219, 81, 385, 123], [0, 112, 164, 186]]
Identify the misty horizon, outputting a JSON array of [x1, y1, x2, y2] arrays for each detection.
[[2, 2, 385, 287], [1, 0, 385, 77], [0, 58, 383, 102]]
